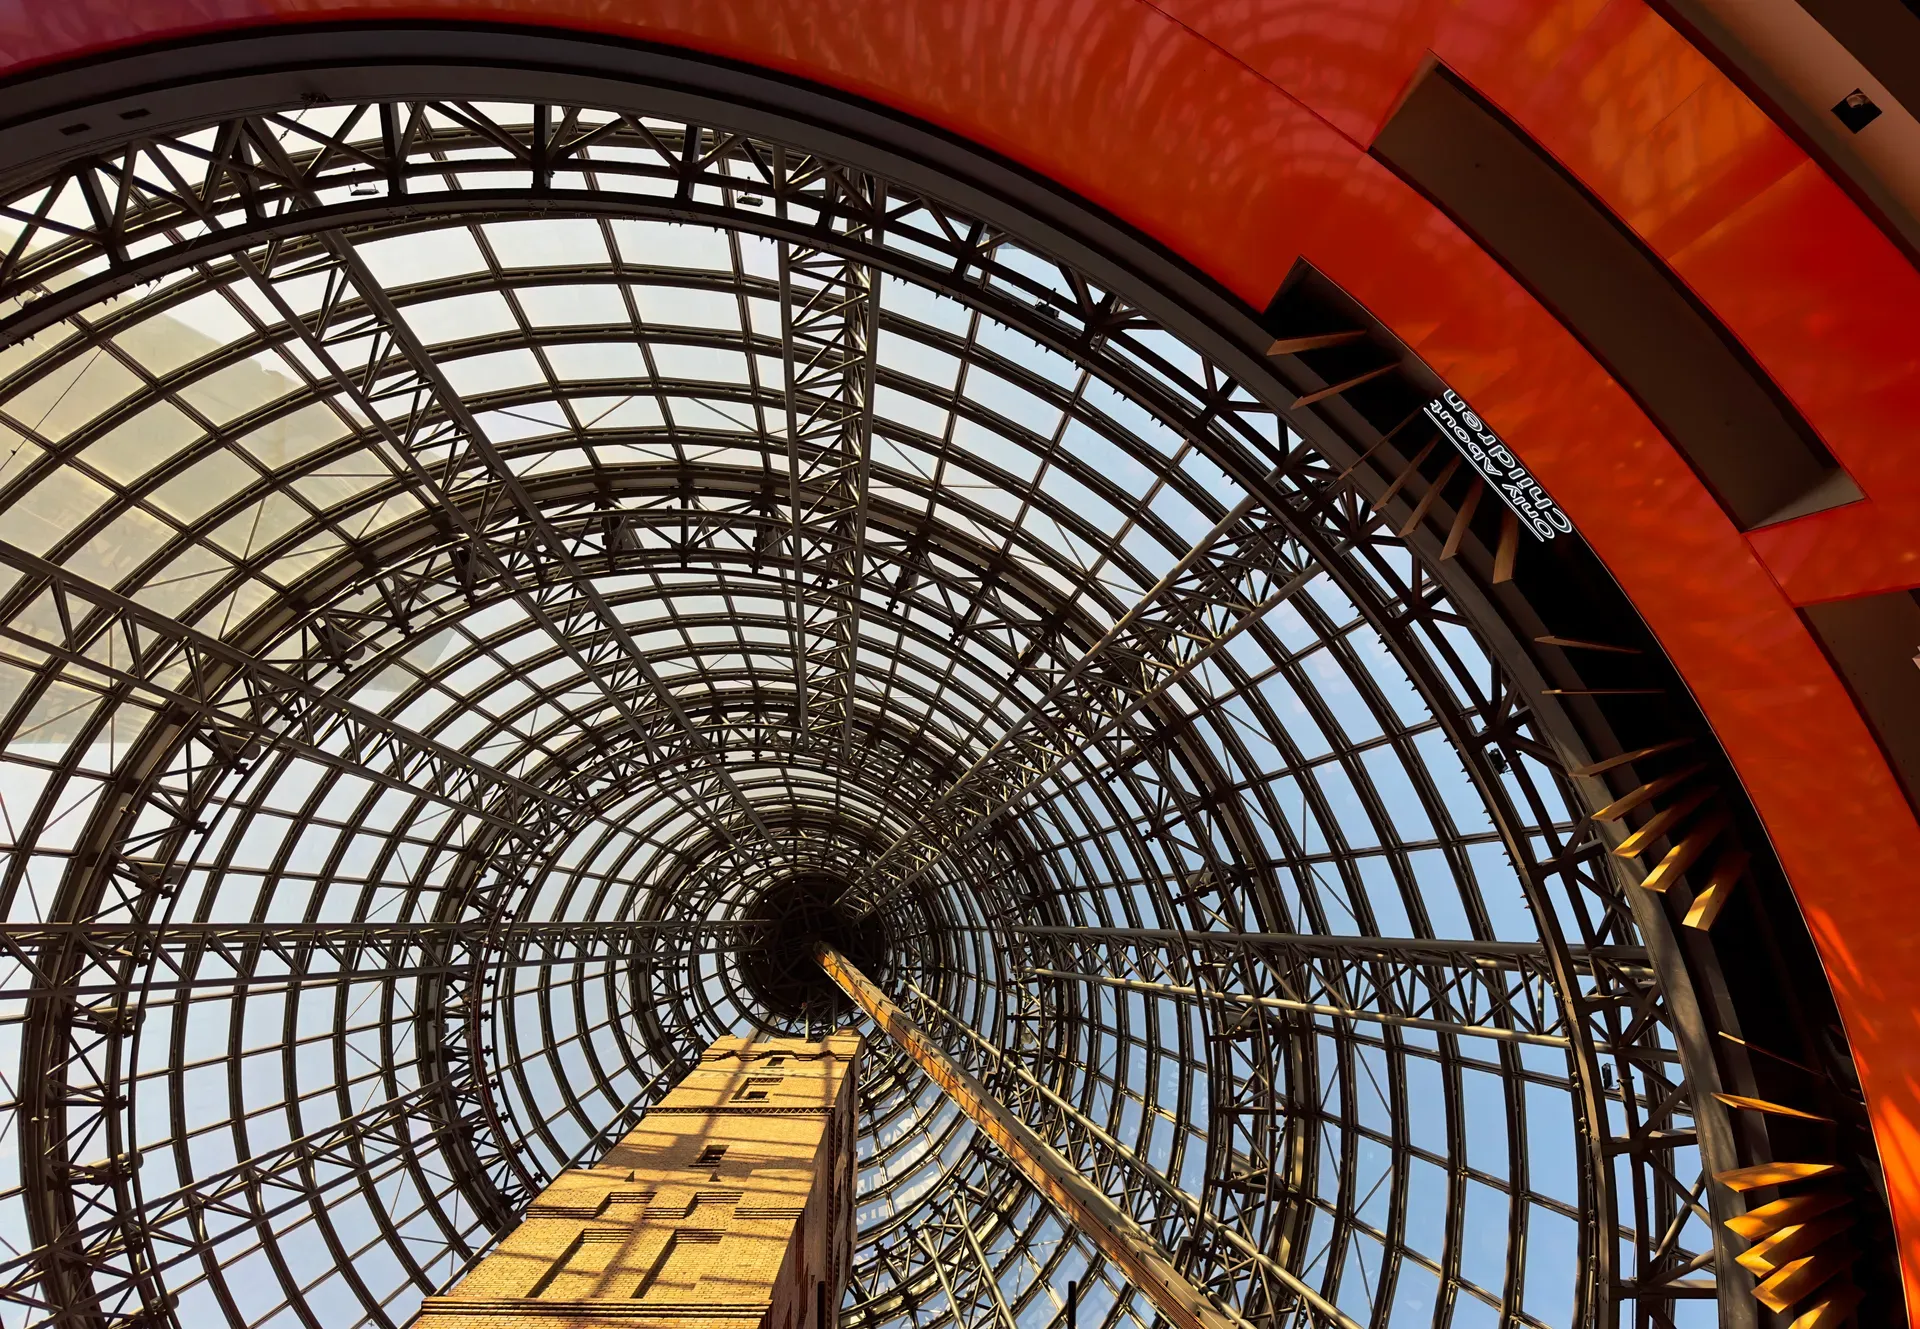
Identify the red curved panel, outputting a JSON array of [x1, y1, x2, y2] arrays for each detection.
[[2, 0, 1917, 1313]]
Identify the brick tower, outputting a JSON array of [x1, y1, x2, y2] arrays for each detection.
[[414, 1032, 862, 1329]]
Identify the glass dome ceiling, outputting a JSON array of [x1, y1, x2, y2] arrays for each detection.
[[0, 93, 1738, 1329]]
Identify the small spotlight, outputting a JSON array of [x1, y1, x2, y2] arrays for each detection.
[[739, 194, 765, 206], [1833, 89, 1882, 134]]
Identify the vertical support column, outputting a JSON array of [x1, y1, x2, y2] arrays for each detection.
[[814, 944, 1249, 1329]]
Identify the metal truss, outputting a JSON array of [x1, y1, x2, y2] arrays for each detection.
[[918, 1190, 1020, 1329], [0, 919, 765, 1001], [0, 537, 565, 827], [778, 206, 881, 756], [1010, 925, 1662, 1054], [0, 508, 752, 1325], [0, 83, 1812, 1329], [0, 1079, 466, 1328], [225, 227, 767, 849], [1000, 919, 1720, 1315]]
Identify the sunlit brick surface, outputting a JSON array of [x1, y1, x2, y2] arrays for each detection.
[[415, 1036, 860, 1329]]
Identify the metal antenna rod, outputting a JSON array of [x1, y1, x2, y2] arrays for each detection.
[[815, 944, 1257, 1329]]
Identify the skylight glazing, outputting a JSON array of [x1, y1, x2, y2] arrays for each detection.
[[0, 96, 1719, 1329]]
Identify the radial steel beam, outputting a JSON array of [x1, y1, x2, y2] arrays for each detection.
[[1030, 968, 1576, 1049], [1006, 924, 1651, 967], [816, 943, 1247, 1329], [835, 480, 1349, 923], [1008, 924, 1671, 1055], [778, 214, 880, 758], [0, 919, 765, 1001]]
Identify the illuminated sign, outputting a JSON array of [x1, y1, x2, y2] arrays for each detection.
[[1422, 390, 1572, 541]]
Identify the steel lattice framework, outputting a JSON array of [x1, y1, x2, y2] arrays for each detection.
[[0, 79, 1841, 1329]]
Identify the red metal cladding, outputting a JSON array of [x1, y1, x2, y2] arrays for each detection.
[[3, 0, 1918, 1315]]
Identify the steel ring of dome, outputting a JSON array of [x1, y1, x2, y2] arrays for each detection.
[[0, 33, 1888, 1329]]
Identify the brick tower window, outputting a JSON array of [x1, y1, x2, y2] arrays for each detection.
[[733, 1076, 783, 1102]]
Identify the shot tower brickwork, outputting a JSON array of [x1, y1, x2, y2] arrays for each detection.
[[414, 1033, 862, 1329]]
